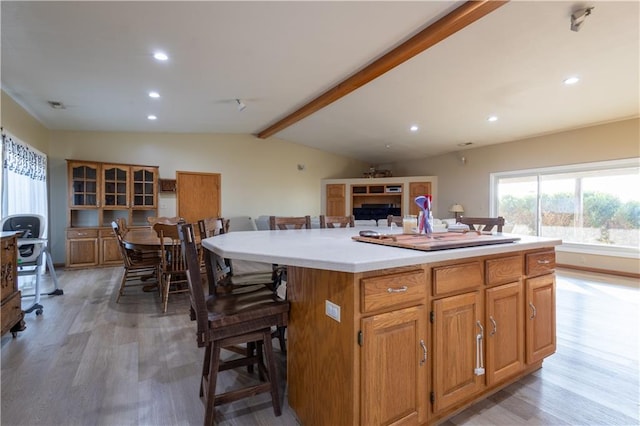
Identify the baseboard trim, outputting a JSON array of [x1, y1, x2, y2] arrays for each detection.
[[557, 263, 639, 279]]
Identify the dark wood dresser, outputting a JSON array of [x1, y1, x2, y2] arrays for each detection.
[[1, 232, 25, 337]]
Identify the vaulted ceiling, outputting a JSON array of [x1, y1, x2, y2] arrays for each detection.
[[2, 1, 638, 164]]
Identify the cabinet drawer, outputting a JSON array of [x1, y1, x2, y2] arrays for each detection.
[[1, 236, 17, 263], [1, 291, 23, 336], [433, 261, 482, 297], [526, 250, 555, 276], [361, 270, 426, 313], [67, 229, 99, 239], [485, 255, 523, 286], [99, 228, 117, 238]]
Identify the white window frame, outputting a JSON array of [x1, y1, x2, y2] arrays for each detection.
[[490, 158, 640, 259]]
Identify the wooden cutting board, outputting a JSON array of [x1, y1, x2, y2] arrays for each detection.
[[352, 232, 520, 251]]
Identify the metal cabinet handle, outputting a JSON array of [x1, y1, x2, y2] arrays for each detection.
[[475, 320, 485, 376], [529, 302, 537, 319], [387, 285, 408, 293], [419, 339, 427, 366], [537, 259, 551, 264], [489, 316, 497, 336]]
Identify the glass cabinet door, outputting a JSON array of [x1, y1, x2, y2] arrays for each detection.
[[131, 167, 157, 208], [102, 165, 130, 208], [70, 162, 99, 207]]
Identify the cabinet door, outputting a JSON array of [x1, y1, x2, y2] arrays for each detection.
[[102, 164, 130, 208], [66, 229, 99, 268], [1, 235, 18, 301], [432, 291, 483, 413], [100, 230, 123, 266], [361, 305, 428, 426], [326, 184, 346, 216], [131, 166, 157, 208], [409, 182, 431, 216], [526, 274, 556, 363], [177, 171, 220, 223], [486, 281, 524, 385], [69, 161, 100, 208]]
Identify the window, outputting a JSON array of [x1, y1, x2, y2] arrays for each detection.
[[491, 159, 639, 254], [1, 131, 48, 220]]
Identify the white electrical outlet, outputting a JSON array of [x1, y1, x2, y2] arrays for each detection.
[[325, 300, 341, 322]]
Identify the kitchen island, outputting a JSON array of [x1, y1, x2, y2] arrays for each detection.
[[202, 228, 561, 426]]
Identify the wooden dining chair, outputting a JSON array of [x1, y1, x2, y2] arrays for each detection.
[[153, 223, 190, 313], [197, 217, 229, 238], [147, 216, 184, 226], [179, 223, 289, 426], [267, 216, 311, 352], [458, 216, 505, 233], [387, 215, 403, 227], [111, 221, 161, 303], [319, 215, 355, 228], [115, 217, 128, 235], [198, 218, 281, 295], [268, 215, 311, 230]]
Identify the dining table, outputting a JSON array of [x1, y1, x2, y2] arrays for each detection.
[[120, 226, 201, 250]]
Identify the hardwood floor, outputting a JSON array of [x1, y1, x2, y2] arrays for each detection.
[[1, 267, 638, 425]]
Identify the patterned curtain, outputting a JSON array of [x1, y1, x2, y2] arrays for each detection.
[[1, 130, 48, 219]]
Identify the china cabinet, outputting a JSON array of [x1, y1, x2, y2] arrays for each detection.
[[66, 160, 159, 268]]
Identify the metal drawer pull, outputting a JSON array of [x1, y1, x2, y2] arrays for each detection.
[[419, 339, 427, 366], [489, 316, 497, 336], [529, 302, 537, 319], [387, 285, 408, 293], [537, 259, 551, 264]]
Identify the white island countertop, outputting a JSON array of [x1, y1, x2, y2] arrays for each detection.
[[202, 227, 562, 274]]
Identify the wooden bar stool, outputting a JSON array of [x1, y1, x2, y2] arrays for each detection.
[[179, 223, 289, 426]]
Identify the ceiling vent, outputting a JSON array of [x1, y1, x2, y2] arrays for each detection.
[[47, 100, 66, 110]]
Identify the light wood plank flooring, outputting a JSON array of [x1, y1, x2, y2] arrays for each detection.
[[1, 267, 638, 425]]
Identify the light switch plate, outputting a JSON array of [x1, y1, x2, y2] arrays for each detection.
[[325, 300, 341, 322]]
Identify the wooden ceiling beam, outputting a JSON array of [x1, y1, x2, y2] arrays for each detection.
[[256, 0, 508, 139]]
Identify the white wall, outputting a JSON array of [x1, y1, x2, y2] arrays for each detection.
[[1, 92, 49, 153]]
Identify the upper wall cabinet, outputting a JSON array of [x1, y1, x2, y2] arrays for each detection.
[[131, 166, 157, 208], [102, 163, 130, 208], [69, 161, 100, 208]]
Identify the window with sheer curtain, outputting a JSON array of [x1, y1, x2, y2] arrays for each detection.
[[1, 131, 48, 221]]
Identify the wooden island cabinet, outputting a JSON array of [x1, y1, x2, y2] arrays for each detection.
[[203, 228, 559, 425]]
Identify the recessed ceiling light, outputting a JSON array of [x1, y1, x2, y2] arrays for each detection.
[[147, 115, 157, 120], [385, 144, 392, 149], [563, 76, 580, 85], [410, 125, 419, 132], [487, 115, 498, 122], [153, 52, 168, 61], [148, 91, 160, 98]]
